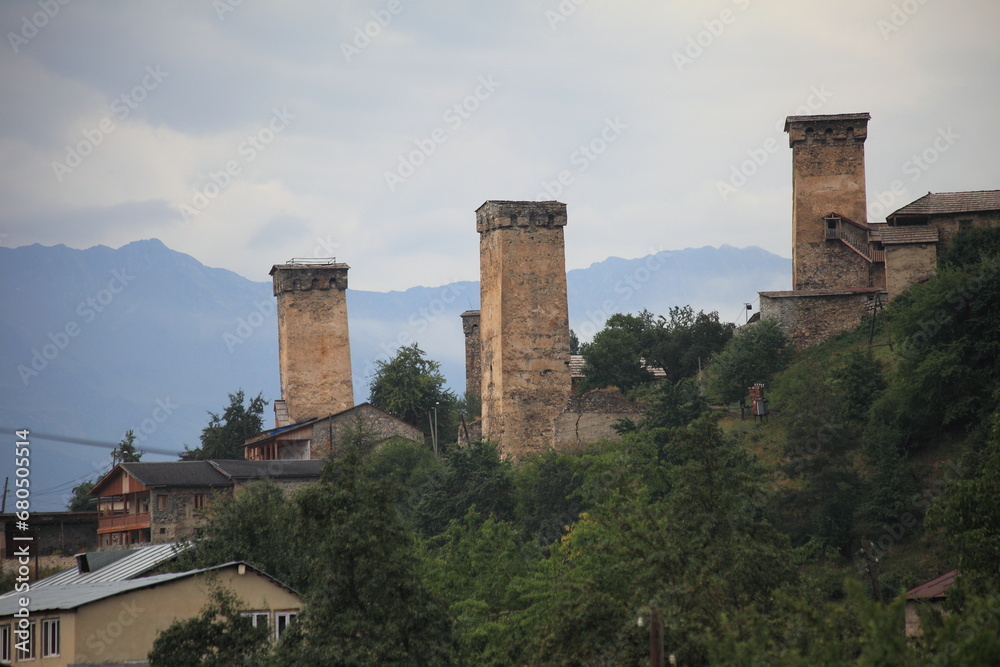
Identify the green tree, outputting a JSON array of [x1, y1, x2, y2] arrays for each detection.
[[181, 390, 267, 460], [644, 306, 736, 383], [67, 480, 96, 511], [148, 586, 271, 667], [368, 343, 456, 437], [112, 429, 143, 466], [579, 312, 655, 394], [569, 328, 580, 354], [707, 318, 794, 405], [274, 447, 456, 664], [173, 481, 306, 591], [409, 440, 515, 538]]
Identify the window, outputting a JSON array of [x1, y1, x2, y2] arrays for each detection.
[[959, 219, 973, 230], [15, 621, 34, 661], [275, 611, 298, 642], [242, 611, 270, 630], [193, 494, 206, 509], [157, 494, 168, 510], [1, 624, 10, 662], [42, 618, 59, 657], [159, 527, 166, 534]]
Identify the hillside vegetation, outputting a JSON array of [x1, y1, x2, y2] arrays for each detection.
[[157, 229, 1000, 665]]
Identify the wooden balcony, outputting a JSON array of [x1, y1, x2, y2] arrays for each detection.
[[98, 511, 151, 534]]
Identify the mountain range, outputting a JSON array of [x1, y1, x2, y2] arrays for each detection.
[[0, 239, 790, 509]]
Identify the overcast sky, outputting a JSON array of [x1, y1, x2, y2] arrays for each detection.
[[2, 0, 998, 292]]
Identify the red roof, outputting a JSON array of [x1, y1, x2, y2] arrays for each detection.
[[906, 570, 957, 600]]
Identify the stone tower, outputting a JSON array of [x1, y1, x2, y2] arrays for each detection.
[[270, 261, 353, 424], [785, 113, 872, 290], [460, 310, 481, 399], [477, 200, 571, 458]]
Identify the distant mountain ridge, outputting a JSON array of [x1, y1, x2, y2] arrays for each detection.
[[0, 239, 789, 509]]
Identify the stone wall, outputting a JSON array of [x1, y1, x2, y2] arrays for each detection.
[[930, 210, 1000, 252], [149, 487, 231, 544], [885, 243, 936, 298], [461, 310, 481, 399], [553, 388, 644, 450], [786, 114, 873, 291], [309, 403, 424, 459], [760, 289, 880, 349], [478, 200, 572, 460], [271, 262, 353, 424]]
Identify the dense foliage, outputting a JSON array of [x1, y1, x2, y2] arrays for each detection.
[[180, 390, 267, 460], [368, 343, 457, 437], [156, 237, 1000, 663]]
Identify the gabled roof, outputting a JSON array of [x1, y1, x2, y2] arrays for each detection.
[[880, 226, 940, 245], [209, 459, 325, 479], [890, 190, 1000, 217], [0, 561, 295, 616], [121, 461, 232, 488], [245, 401, 423, 445], [907, 570, 957, 600]]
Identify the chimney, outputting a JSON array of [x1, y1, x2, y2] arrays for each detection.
[[270, 260, 353, 424]]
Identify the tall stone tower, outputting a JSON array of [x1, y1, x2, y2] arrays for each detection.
[[460, 310, 481, 399], [477, 200, 571, 458], [270, 260, 353, 424], [785, 113, 872, 290]]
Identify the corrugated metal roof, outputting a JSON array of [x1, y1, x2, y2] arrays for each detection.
[[907, 570, 957, 600], [890, 190, 1000, 217], [209, 459, 325, 479], [0, 562, 294, 615], [880, 226, 940, 245], [30, 542, 191, 589]]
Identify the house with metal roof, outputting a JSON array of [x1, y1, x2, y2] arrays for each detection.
[[88, 460, 324, 548], [0, 560, 300, 666], [904, 569, 958, 637]]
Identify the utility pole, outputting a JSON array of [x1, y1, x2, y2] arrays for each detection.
[[649, 608, 664, 667], [1, 476, 7, 513]]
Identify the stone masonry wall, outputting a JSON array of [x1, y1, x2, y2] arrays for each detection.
[[787, 114, 873, 291], [461, 310, 481, 399], [885, 243, 936, 299], [150, 487, 231, 544], [478, 200, 572, 459], [271, 263, 354, 424], [760, 290, 878, 349], [553, 388, 645, 450], [309, 404, 424, 459]]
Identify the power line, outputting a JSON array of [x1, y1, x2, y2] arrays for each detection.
[[0, 428, 178, 457]]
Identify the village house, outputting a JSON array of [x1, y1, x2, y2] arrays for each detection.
[[88, 460, 323, 547], [0, 548, 299, 666]]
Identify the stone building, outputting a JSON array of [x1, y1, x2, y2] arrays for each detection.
[[460, 309, 481, 399], [0, 512, 97, 560], [760, 112, 1000, 348], [249, 258, 424, 461], [88, 460, 324, 547], [243, 402, 424, 461], [477, 200, 573, 458], [271, 260, 353, 425]]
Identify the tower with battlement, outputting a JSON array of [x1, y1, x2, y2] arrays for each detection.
[[477, 200, 571, 458], [785, 113, 874, 290], [270, 261, 353, 424]]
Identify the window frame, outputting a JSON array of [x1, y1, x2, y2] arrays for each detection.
[[41, 618, 60, 658], [0, 623, 11, 662], [274, 610, 298, 642], [15, 620, 35, 661]]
